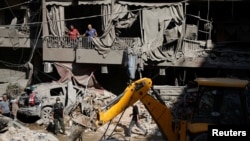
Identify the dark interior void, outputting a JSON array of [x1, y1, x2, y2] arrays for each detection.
[[30, 62, 250, 95], [186, 1, 250, 42], [64, 5, 103, 35], [191, 86, 248, 125], [94, 66, 250, 95]]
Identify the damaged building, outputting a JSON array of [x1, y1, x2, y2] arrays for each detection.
[[1, 0, 250, 99], [1, 0, 250, 140], [41, 0, 250, 93]]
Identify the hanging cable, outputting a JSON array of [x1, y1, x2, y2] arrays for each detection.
[[106, 110, 126, 139], [35, 68, 58, 81], [0, 60, 25, 67], [1, 3, 183, 28], [28, 23, 42, 62], [3, 0, 16, 17], [0, 1, 31, 11], [207, 0, 210, 20], [0, 7, 41, 68], [0, 8, 143, 28], [28, 7, 42, 62], [99, 120, 113, 140], [99, 109, 127, 141], [17, 7, 42, 70]]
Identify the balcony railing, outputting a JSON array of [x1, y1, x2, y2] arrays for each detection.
[[44, 36, 93, 49], [44, 36, 141, 50], [0, 27, 30, 48]]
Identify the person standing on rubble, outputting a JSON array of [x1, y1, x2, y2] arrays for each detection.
[[127, 105, 147, 137], [0, 95, 11, 118], [51, 97, 66, 135]]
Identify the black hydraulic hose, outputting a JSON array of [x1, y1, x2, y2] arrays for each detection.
[[151, 88, 166, 106], [101, 92, 124, 110], [99, 107, 127, 141]]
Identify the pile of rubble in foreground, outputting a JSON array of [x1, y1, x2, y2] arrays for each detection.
[[0, 115, 58, 141]]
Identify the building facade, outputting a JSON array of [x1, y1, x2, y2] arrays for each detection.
[[1, 0, 250, 94]]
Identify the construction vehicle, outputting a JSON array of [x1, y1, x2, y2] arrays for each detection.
[[67, 77, 250, 141]]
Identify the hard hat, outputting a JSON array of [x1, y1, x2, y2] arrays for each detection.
[[56, 97, 60, 101]]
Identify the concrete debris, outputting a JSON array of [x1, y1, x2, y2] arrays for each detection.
[[0, 115, 11, 132], [2, 82, 186, 141], [6, 83, 24, 99], [0, 115, 58, 141], [96, 101, 161, 138], [93, 85, 187, 139], [68, 84, 187, 140], [36, 118, 44, 125], [0, 130, 58, 141]]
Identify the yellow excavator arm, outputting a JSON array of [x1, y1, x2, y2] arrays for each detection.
[[97, 77, 152, 126], [71, 77, 250, 141], [70, 77, 182, 141], [96, 77, 182, 141]]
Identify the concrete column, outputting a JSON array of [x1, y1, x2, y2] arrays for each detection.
[[42, 0, 49, 62]]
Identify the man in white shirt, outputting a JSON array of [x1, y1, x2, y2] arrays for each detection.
[[0, 95, 11, 117]]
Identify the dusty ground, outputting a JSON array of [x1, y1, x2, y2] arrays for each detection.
[[16, 115, 165, 141], [23, 120, 165, 141], [14, 104, 165, 141]]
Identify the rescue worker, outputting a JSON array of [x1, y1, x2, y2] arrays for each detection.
[[51, 97, 66, 135], [127, 104, 147, 137]]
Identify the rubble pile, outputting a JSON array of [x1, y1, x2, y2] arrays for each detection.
[[0, 115, 58, 141], [70, 86, 186, 139], [1, 82, 187, 141], [84, 88, 117, 107], [103, 85, 189, 138], [0, 115, 11, 133], [109, 101, 161, 137], [69, 88, 117, 119], [5, 83, 24, 99]]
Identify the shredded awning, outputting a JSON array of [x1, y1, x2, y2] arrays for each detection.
[[46, 0, 111, 6], [118, 1, 184, 7], [46, 0, 72, 6], [78, 0, 111, 5], [53, 62, 101, 88]]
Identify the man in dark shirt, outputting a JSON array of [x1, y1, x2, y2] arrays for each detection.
[[51, 97, 66, 135], [127, 105, 147, 137]]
